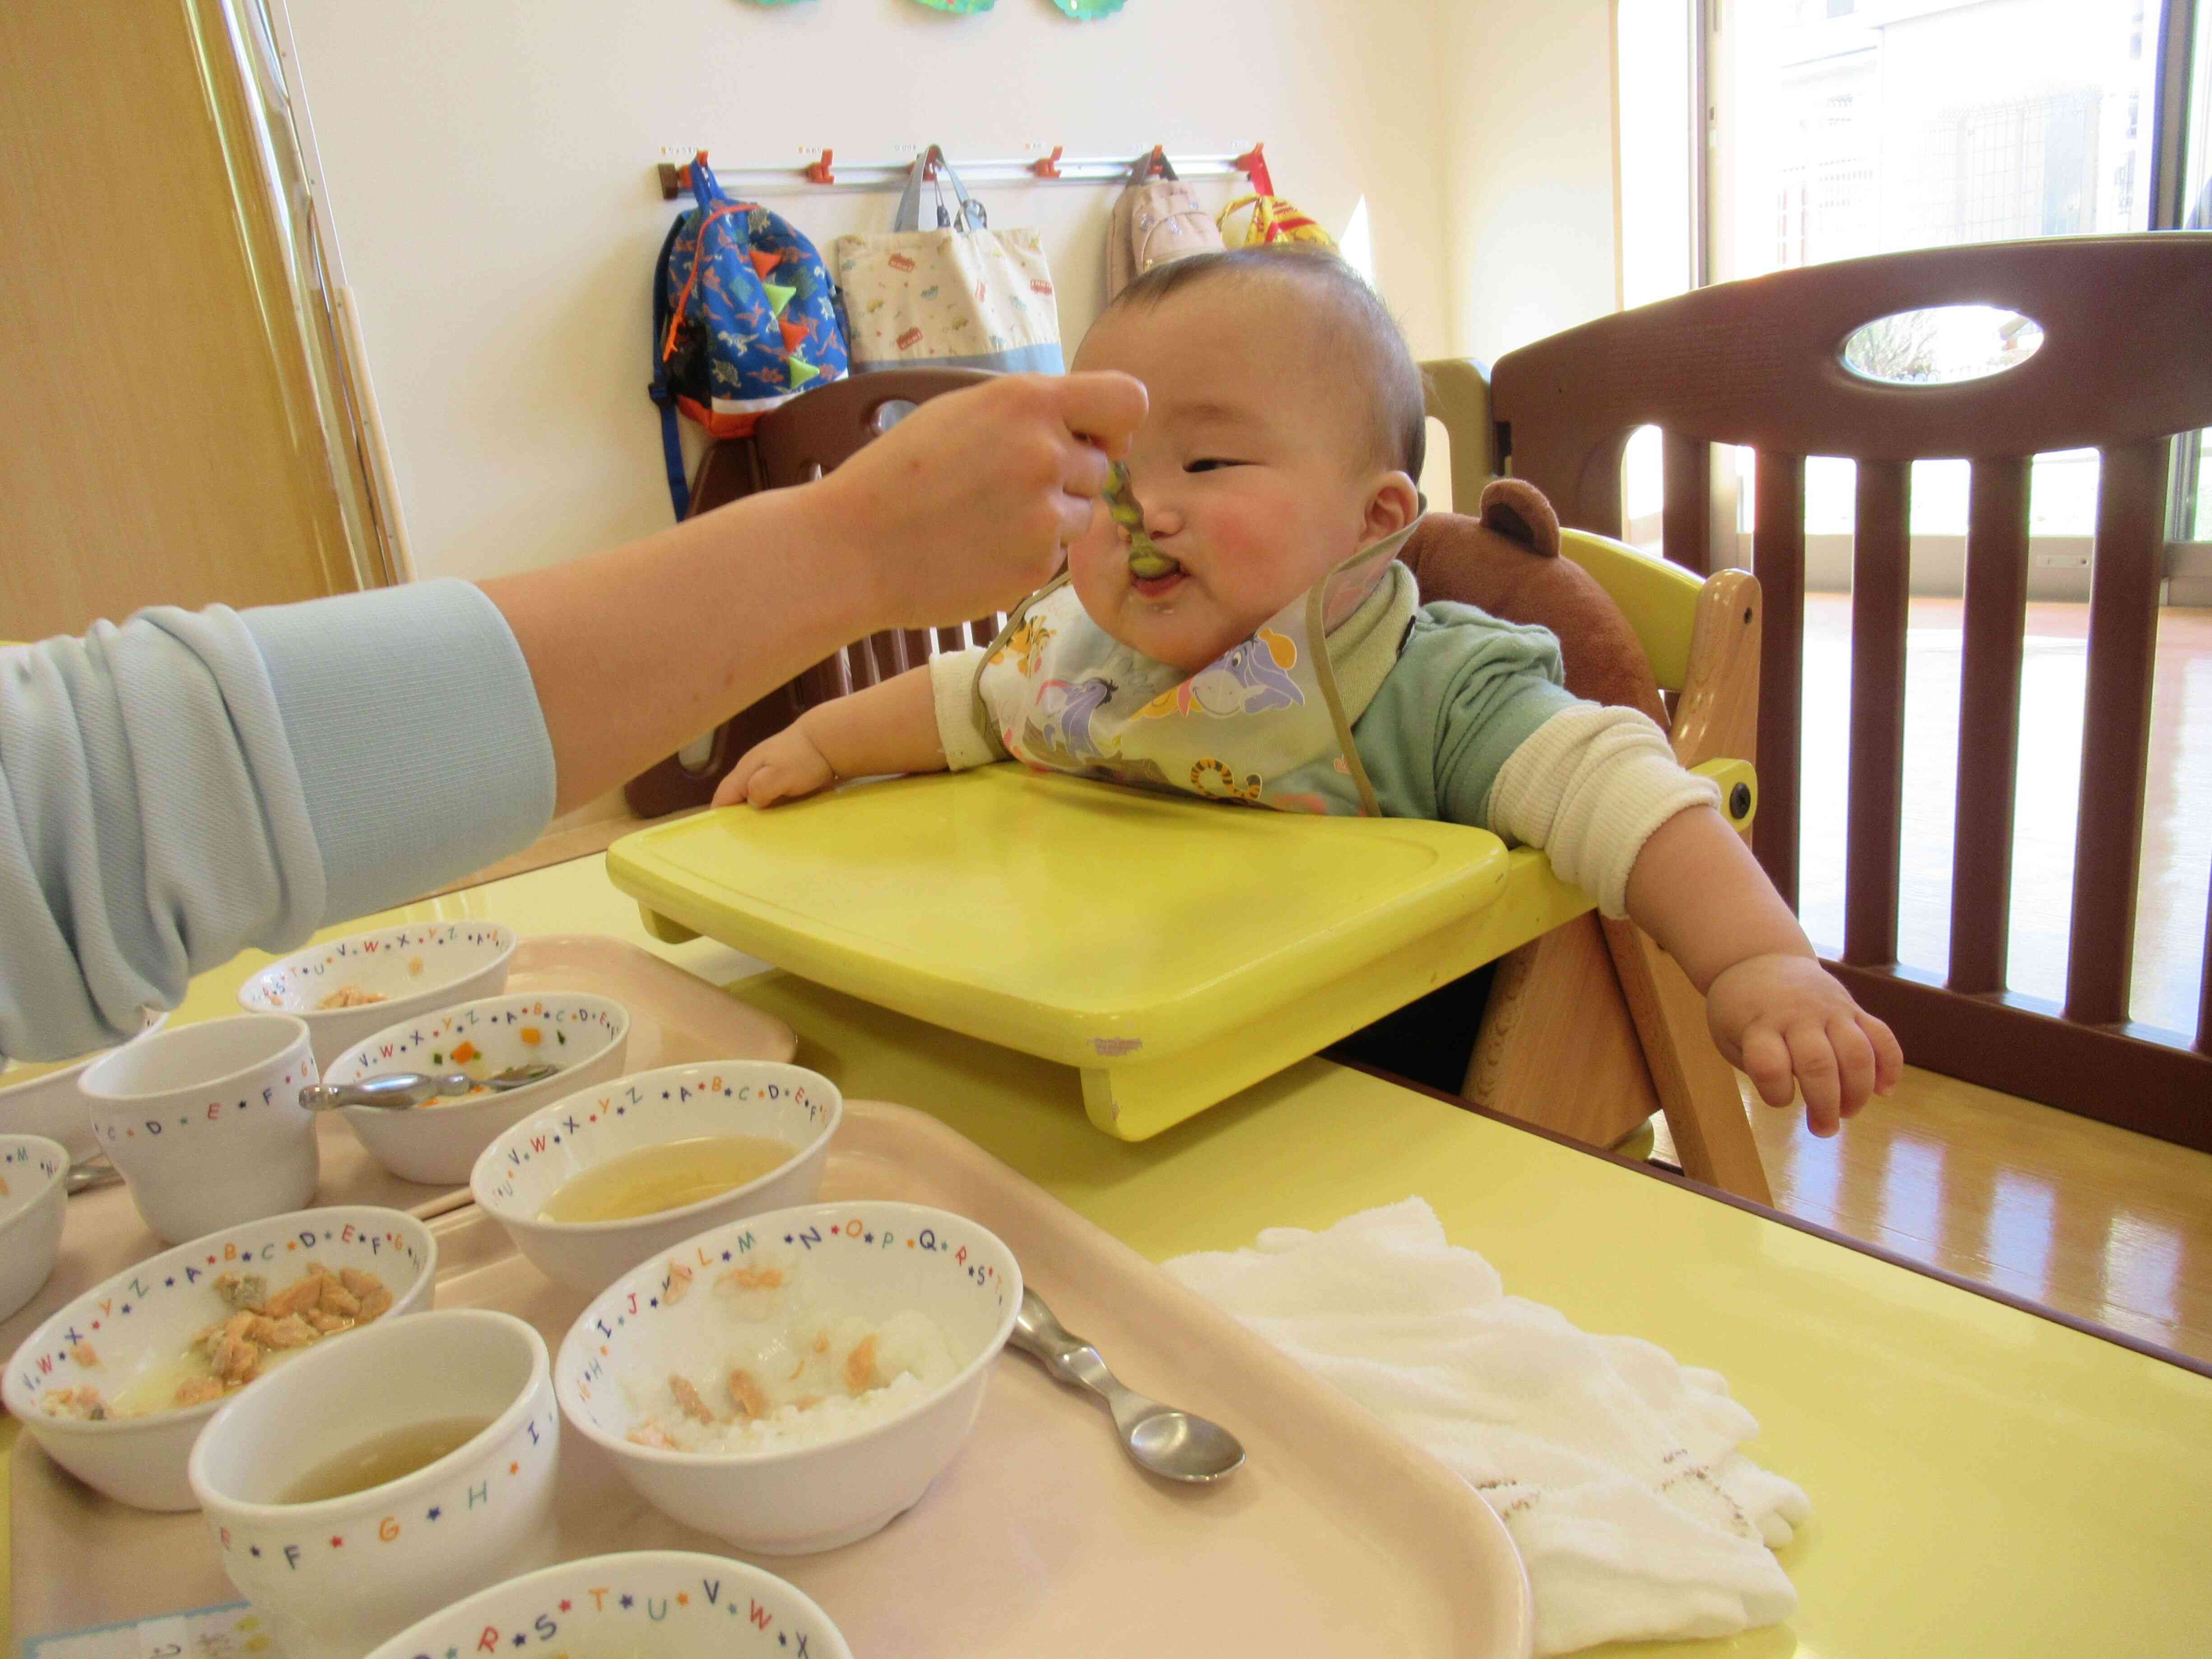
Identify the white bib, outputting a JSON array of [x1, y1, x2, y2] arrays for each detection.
[[974, 524, 1419, 816]]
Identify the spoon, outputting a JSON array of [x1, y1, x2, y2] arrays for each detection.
[[66, 1154, 124, 1196], [296, 1064, 559, 1111], [1008, 1287, 1245, 1484]]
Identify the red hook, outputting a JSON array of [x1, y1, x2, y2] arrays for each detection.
[[1234, 142, 1272, 195], [1031, 145, 1064, 180], [804, 149, 836, 186]]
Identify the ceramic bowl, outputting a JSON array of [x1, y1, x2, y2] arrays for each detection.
[[238, 921, 519, 1070], [471, 1061, 841, 1296], [363, 1551, 854, 1659], [556, 1201, 1020, 1556], [80, 1014, 321, 1243], [325, 994, 630, 1186], [191, 1309, 558, 1659], [0, 1009, 170, 1161], [1, 1205, 435, 1511], [0, 1135, 69, 1323]]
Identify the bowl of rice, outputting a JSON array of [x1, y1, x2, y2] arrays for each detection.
[[555, 1201, 1020, 1555]]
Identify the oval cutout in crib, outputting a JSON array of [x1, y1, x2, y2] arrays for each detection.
[[1839, 304, 2045, 386]]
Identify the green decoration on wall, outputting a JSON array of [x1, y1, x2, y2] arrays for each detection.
[[907, 0, 997, 11], [1049, 0, 1126, 14]]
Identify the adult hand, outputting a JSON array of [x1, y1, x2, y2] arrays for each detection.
[[808, 371, 1148, 629]]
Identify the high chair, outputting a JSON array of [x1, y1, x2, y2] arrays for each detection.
[[613, 367, 1772, 1201]]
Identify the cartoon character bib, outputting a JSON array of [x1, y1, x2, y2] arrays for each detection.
[[974, 523, 1420, 816]]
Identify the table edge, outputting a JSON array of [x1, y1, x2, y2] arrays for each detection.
[[1338, 1060, 2212, 1383]]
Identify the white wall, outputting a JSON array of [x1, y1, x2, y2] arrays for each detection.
[[282, 0, 1454, 583], [1436, 0, 1620, 367]]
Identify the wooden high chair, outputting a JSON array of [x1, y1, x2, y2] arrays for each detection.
[[616, 367, 1772, 1200]]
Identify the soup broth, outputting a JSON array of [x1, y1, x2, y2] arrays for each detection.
[[540, 1135, 795, 1224], [278, 1416, 491, 1503]]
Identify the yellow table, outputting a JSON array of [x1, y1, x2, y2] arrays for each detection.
[[11, 855, 2212, 1658]]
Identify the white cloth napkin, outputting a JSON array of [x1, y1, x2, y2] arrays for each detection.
[[1164, 1199, 1809, 1656]]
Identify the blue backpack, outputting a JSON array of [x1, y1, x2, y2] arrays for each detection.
[[650, 155, 849, 517]]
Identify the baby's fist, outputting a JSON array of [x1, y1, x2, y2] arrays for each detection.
[[1704, 953, 1903, 1137], [713, 725, 834, 809]]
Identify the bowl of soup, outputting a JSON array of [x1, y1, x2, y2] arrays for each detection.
[[191, 1308, 558, 1659], [1, 1204, 436, 1510], [324, 993, 630, 1185], [471, 1062, 840, 1295]]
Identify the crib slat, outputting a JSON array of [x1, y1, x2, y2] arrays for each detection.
[[934, 626, 965, 656], [968, 616, 1002, 650], [2064, 440, 2168, 1027], [1948, 457, 2032, 997], [1661, 432, 1712, 577], [1751, 450, 1806, 910], [1845, 460, 1912, 967], [902, 629, 934, 672]]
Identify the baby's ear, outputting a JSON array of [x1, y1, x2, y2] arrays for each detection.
[[1477, 479, 1561, 557], [1363, 470, 1422, 540]]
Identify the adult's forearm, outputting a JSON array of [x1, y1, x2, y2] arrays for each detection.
[[482, 485, 880, 813]]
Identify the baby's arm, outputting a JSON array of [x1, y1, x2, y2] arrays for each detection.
[[713, 666, 945, 808], [1482, 703, 1900, 1134], [1622, 805, 1901, 1135]]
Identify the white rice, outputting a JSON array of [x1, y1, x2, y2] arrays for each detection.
[[617, 1256, 959, 1455]]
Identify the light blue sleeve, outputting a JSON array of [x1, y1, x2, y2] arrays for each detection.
[[1, 580, 554, 1063]]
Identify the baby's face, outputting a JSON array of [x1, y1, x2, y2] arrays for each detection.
[[1066, 279, 1413, 674]]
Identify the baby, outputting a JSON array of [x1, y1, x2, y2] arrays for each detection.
[[716, 249, 1900, 1133]]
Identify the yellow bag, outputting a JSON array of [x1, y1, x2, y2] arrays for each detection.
[[1214, 153, 1334, 251], [1217, 194, 1334, 251]]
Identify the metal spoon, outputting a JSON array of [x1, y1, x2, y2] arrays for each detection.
[[296, 1064, 559, 1111], [67, 1154, 124, 1196], [1009, 1287, 1245, 1484]]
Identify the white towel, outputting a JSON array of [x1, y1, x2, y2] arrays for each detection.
[[1165, 1199, 1809, 1656]]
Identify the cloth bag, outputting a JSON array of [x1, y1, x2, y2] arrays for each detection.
[[1106, 152, 1223, 300], [832, 150, 1063, 375]]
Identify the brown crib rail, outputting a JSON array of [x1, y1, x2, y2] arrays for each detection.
[[1492, 235, 2212, 1150]]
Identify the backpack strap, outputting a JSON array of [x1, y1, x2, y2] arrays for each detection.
[[648, 212, 692, 520]]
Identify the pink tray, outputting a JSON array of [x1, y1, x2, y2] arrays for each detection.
[[0, 935, 795, 1365], [11, 945, 1529, 1658]]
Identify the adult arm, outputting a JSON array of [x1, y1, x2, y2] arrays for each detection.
[[2, 372, 1145, 1061]]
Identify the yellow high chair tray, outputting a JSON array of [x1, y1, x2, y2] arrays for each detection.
[[608, 766, 1584, 1139]]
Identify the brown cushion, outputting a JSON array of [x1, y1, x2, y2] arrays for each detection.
[[1397, 479, 1668, 726]]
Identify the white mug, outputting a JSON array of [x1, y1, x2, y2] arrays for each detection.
[[81, 1014, 320, 1243], [190, 1310, 559, 1659]]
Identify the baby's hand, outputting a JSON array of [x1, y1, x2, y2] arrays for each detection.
[[713, 725, 834, 809], [1703, 953, 1904, 1137]]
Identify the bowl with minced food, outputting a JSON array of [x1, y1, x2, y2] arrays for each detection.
[[1, 1204, 435, 1510], [238, 921, 518, 1069], [556, 1201, 1020, 1555]]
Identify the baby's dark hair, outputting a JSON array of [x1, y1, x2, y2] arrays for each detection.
[[1100, 247, 1427, 480]]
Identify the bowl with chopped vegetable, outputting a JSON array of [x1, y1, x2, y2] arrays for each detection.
[[238, 921, 518, 1069], [556, 1201, 1020, 1555], [324, 993, 630, 1185], [1, 1203, 436, 1510]]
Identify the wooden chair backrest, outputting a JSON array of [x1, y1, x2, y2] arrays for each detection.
[[1490, 233, 2212, 1143], [624, 368, 994, 816]]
